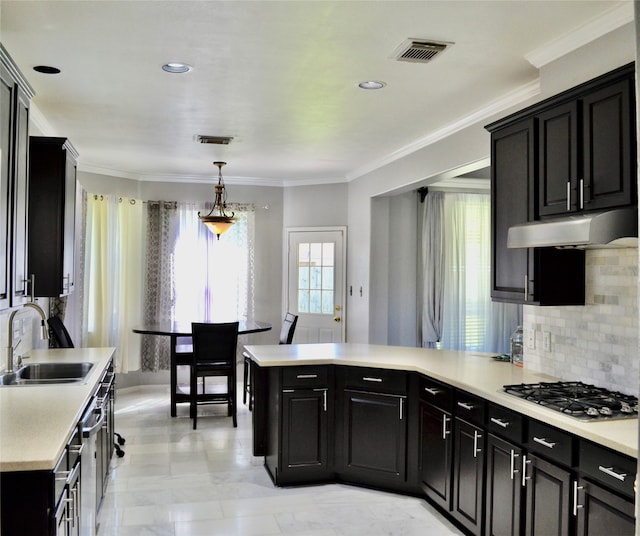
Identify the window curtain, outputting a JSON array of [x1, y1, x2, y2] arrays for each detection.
[[421, 192, 520, 353], [140, 201, 178, 372], [421, 191, 444, 348], [140, 201, 255, 371], [84, 194, 144, 372]]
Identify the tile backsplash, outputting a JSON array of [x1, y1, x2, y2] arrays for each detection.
[[524, 248, 639, 397]]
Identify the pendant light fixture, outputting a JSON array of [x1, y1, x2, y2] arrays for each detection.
[[198, 161, 236, 239]]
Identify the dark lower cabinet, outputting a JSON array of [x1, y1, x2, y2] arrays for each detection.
[[485, 434, 523, 536], [575, 478, 635, 536], [342, 389, 406, 484], [419, 400, 453, 510], [451, 418, 485, 536], [264, 366, 332, 485], [280, 388, 329, 482], [523, 453, 572, 536]]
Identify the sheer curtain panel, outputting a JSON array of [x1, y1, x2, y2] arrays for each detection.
[[84, 195, 144, 372], [421, 191, 444, 348]]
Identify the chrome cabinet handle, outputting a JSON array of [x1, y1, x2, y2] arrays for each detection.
[[363, 376, 383, 383], [579, 179, 584, 209], [490, 417, 509, 428], [510, 450, 520, 480], [424, 386, 441, 396], [457, 401, 475, 411], [442, 415, 451, 440], [533, 436, 556, 449], [566, 181, 571, 211], [473, 430, 482, 458], [297, 374, 318, 379], [399, 398, 404, 421], [598, 465, 627, 482], [522, 455, 529, 486], [573, 480, 585, 516], [524, 275, 528, 302]]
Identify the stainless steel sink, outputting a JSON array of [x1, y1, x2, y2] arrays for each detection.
[[0, 362, 94, 386]]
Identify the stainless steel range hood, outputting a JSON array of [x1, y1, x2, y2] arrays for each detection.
[[507, 207, 638, 249]]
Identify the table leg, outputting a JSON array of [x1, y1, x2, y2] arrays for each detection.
[[170, 334, 177, 417]]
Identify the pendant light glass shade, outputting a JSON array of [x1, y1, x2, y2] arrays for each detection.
[[198, 161, 235, 239]]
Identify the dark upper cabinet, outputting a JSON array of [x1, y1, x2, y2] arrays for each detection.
[[537, 101, 579, 217], [0, 45, 34, 310], [537, 75, 635, 218], [487, 63, 635, 305], [490, 119, 585, 305], [28, 136, 78, 297]]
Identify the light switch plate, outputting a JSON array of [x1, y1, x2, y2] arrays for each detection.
[[543, 331, 551, 352], [525, 328, 535, 349]]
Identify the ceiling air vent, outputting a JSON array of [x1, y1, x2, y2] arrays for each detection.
[[195, 135, 234, 145], [392, 39, 450, 64]]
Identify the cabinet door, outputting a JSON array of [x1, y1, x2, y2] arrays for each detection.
[[0, 64, 13, 310], [419, 401, 452, 510], [582, 79, 635, 211], [575, 477, 635, 536], [537, 101, 578, 217], [452, 418, 485, 536], [343, 389, 406, 482], [10, 87, 29, 305], [62, 152, 76, 293], [485, 434, 523, 536], [281, 388, 329, 478], [490, 119, 534, 303], [522, 453, 571, 536]]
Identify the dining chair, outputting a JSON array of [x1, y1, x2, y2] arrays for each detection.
[[46, 316, 126, 456], [243, 312, 298, 411], [190, 321, 240, 429]]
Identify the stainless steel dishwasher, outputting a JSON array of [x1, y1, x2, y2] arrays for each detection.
[[79, 396, 105, 536]]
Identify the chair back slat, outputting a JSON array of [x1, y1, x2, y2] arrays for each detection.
[[47, 316, 75, 348]]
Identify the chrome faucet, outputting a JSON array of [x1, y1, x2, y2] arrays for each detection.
[[6, 302, 49, 373]]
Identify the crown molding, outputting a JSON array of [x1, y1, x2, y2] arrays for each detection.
[[346, 78, 540, 182], [525, 2, 633, 68]]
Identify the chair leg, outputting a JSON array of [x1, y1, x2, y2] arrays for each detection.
[[243, 357, 249, 405], [248, 363, 253, 412], [191, 368, 197, 430], [232, 383, 237, 428]]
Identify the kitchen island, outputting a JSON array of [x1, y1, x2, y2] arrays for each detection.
[[244, 343, 637, 536]]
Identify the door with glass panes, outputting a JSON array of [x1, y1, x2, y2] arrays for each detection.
[[287, 228, 346, 343]]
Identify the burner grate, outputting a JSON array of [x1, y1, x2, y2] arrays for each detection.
[[503, 381, 638, 421]]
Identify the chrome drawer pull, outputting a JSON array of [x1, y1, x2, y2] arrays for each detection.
[[296, 374, 318, 379], [509, 450, 520, 480], [598, 465, 627, 482], [442, 415, 451, 440], [424, 386, 441, 396], [533, 436, 556, 449], [490, 417, 509, 428], [363, 376, 383, 383], [457, 401, 475, 411], [573, 480, 585, 516]]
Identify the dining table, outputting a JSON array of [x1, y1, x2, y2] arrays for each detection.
[[133, 320, 272, 416]]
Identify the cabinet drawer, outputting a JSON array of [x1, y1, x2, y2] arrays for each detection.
[[455, 390, 485, 427], [282, 366, 328, 388], [579, 440, 636, 499], [487, 404, 524, 444], [419, 376, 453, 412], [344, 367, 406, 395], [527, 420, 574, 467]]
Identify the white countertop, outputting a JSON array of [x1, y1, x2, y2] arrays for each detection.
[[244, 343, 638, 459], [0, 347, 115, 472]]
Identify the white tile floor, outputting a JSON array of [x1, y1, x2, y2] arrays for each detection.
[[97, 384, 463, 536]]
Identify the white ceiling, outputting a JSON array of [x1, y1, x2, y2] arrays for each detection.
[[0, 1, 633, 187]]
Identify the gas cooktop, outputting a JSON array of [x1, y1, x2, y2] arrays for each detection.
[[503, 381, 638, 422]]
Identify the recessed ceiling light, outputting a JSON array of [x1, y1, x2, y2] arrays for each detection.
[[162, 62, 192, 74], [33, 65, 61, 74], [358, 80, 386, 90]]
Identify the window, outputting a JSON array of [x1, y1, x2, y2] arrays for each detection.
[[297, 242, 334, 314]]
